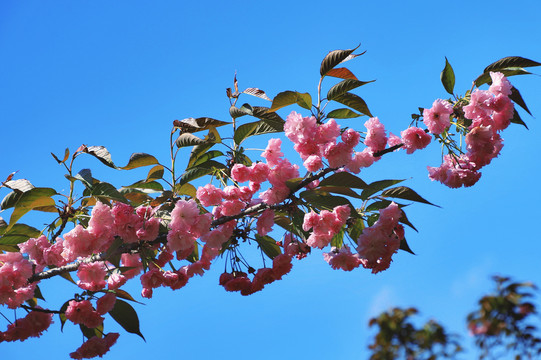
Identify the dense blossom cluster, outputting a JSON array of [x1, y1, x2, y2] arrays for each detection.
[[426, 72, 514, 188]]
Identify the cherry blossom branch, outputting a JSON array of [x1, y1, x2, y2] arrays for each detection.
[[20, 305, 63, 314]]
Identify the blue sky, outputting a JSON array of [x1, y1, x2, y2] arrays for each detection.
[[1, 1, 541, 359]]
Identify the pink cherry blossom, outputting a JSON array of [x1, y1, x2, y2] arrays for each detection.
[[196, 184, 225, 207], [323, 245, 362, 271], [1, 309, 53, 342], [303, 155, 323, 172], [272, 254, 293, 280], [88, 201, 115, 250], [77, 262, 107, 292], [284, 111, 318, 145], [96, 293, 117, 315], [317, 118, 341, 143], [0, 252, 34, 306], [112, 202, 142, 243], [231, 163, 252, 183], [427, 154, 481, 188], [347, 148, 376, 173], [423, 99, 453, 134], [69, 332, 119, 359], [400, 127, 431, 154], [463, 90, 493, 127], [364, 117, 388, 152], [249, 162, 270, 183], [489, 71, 512, 96], [256, 209, 275, 236], [170, 199, 199, 231], [261, 138, 284, 167], [65, 300, 104, 328], [387, 132, 402, 148]]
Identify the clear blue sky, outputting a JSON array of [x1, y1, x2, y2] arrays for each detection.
[[1, 1, 540, 359]]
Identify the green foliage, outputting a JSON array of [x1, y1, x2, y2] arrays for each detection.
[[467, 276, 541, 359], [368, 307, 462, 360]]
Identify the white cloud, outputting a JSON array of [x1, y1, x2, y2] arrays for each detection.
[[366, 286, 397, 319], [451, 258, 494, 298]]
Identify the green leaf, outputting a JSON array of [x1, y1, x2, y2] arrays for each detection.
[[251, 106, 285, 128], [361, 179, 405, 200], [365, 200, 393, 212], [109, 299, 145, 341], [114, 289, 144, 304], [234, 119, 284, 145], [179, 161, 226, 185], [399, 238, 415, 255], [509, 86, 532, 116], [320, 45, 361, 77], [75, 169, 93, 188], [124, 180, 164, 192], [121, 153, 160, 170], [399, 212, 418, 232], [121, 189, 152, 206], [1, 191, 22, 210], [80, 324, 103, 340], [175, 133, 207, 148], [327, 79, 375, 100], [301, 191, 354, 212], [269, 91, 312, 112], [51, 148, 69, 164], [229, 103, 254, 119], [484, 56, 541, 73], [8, 188, 57, 228], [191, 150, 224, 167], [510, 109, 528, 129], [380, 186, 436, 206], [326, 108, 362, 119], [313, 186, 363, 200], [174, 117, 230, 134], [145, 165, 164, 182], [331, 228, 344, 248], [0, 223, 41, 245], [174, 183, 197, 198], [320, 172, 369, 189], [85, 182, 128, 204], [255, 235, 281, 259], [347, 218, 364, 242], [296, 92, 312, 110], [474, 68, 531, 87], [187, 143, 215, 169], [59, 300, 70, 332], [441, 57, 455, 95], [84, 145, 116, 168], [332, 92, 373, 117], [59, 271, 77, 284], [285, 177, 304, 191]]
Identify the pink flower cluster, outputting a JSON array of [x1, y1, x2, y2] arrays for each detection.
[[427, 72, 513, 188], [284, 112, 386, 174], [58, 202, 160, 263], [69, 332, 119, 359], [302, 205, 350, 249], [357, 202, 404, 273], [0, 309, 53, 342], [0, 252, 36, 308], [227, 138, 299, 205], [219, 253, 293, 296], [323, 245, 362, 271]]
